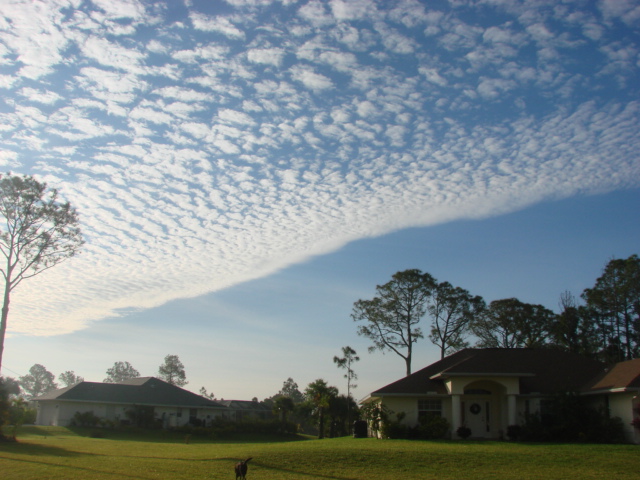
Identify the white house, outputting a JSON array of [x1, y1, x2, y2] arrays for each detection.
[[217, 399, 273, 421], [583, 357, 640, 443], [34, 377, 228, 428], [361, 348, 640, 443]]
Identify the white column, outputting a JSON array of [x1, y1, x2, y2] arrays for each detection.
[[451, 394, 461, 432]]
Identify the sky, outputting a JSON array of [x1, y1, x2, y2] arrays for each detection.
[[0, 0, 639, 402]]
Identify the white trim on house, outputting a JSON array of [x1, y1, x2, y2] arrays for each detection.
[[362, 349, 640, 443], [33, 377, 229, 428]]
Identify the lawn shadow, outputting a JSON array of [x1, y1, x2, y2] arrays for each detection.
[[0, 441, 81, 457], [211, 433, 315, 444], [250, 459, 360, 480], [176, 457, 360, 480], [65, 427, 315, 444], [3, 425, 56, 439], [2, 455, 159, 480]]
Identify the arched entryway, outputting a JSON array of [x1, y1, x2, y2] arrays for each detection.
[[460, 380, 507, 439]]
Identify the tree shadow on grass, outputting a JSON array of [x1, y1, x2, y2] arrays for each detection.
[[211, 433, 315, 444], [249, 459, 360, 480], [180, 457, 360, 480], [0, 441, 81, 457], [20, 426, 57, 436], [1, 447, 359, 480], [66, 427, 314, 444], [3, 425, 56, 439], [1, 456, 159, 480]]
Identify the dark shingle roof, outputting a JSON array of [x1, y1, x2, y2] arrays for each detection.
[[371, 348, 606, 396], [34, 377, 227, 408]]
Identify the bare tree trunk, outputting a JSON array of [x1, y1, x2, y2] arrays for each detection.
[[406, 324, 412, 376], [0, 282, 10, 371], [318, 408, 325, 439], [405, 351, 412, 376]]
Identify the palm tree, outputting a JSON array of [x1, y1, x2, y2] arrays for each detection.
[[304, 379, 338, 439], [334, 346, 360, 432], [272, 395, 295, 432]]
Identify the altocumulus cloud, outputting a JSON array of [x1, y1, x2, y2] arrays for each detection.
[[0, 0, 639, 336]]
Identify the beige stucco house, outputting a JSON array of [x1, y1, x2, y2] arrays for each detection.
[[34, 377, 228, 428], [361, 348, 640, 443], [582, 357, 640, 443]]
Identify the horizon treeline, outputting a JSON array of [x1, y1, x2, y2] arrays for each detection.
[[353, 254, 640, 375]]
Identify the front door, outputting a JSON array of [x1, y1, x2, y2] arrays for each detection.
[[464, 399, 491, 438]]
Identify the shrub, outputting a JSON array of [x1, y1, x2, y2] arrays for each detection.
[[9, 400, 36, 426], [125, 406, 158, 429], [379, 411, 413, 440], [377, 412, 450, 441], [456, 425, 472, 439], [360, 402, 392, 438], [519, 393, 626, 443], [71, 411, 101, 427], [632, 405, 640, 431], [506, 424, 522, 441], [381, 421, 409, 439], [418, 414, 449, 440], [0, 379, 11, 442], [171, 417, 298, 439]]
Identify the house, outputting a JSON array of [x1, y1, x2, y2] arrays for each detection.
[[361, 348, 640, 443], [217, 399, 273, 421], [34, 377, 228, 428], [583, 358, 640, 442]]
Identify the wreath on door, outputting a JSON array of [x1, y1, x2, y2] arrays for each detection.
[[470, 403, 481, 415]]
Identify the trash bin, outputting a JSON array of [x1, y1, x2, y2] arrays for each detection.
[[353, 420, 368, 438]]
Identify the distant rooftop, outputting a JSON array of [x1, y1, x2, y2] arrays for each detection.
[[34, 377, 227, 409]]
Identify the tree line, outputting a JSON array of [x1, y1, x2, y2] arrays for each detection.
[[352, 254, 640, 375], [2, 354, 188, 400], [1, 373, 358, 440]]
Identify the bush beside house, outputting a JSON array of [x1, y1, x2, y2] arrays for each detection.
[[360, 349, 640, 444]]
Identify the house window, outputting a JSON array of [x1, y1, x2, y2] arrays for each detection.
[[418, 399, 442, 420]]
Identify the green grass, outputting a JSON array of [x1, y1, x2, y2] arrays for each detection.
[[1, 426, 639, 479]]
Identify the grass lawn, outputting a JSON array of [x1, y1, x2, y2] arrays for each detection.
[[1, 426, 639, 479]]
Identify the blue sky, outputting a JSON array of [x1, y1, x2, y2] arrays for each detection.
[[0, 0, 639, 401]]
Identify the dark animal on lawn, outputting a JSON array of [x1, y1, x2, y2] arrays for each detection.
[[235, 457, 252, 480]]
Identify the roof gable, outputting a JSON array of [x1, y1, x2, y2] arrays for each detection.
[[35, 377, 226, 409], [371, 349, 606, 396], [585, 358, 640, 392]]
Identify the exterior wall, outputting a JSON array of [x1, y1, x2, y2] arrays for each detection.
[[382, 396, 452, 426], [36, 401, 113, 426], [454, 378, 514, 439], [633, 396, 640, 444], [156, 406, 227, 428], [375, 395, 453, 438], [36, 402, 59, 426], [583, 393, 639, 444], [608, 393, 639, 444], [373, 378, 549, 440], [375, 392, 640, 443], [36, 401, 226, 428]]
